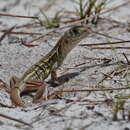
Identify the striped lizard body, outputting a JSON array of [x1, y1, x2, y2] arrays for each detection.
[[10, 25, 91, 107]]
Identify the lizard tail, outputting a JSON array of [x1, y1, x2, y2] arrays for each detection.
[[10, 87, 27, 107]]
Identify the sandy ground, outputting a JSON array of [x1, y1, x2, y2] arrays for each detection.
[[0, 0, 130, 130]]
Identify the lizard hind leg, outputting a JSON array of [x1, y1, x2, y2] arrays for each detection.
[[10, 76, 26, 107]]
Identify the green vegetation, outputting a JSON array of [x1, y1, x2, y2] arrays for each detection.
[[71, 0, 106, 23], [39, 9, 63, 28]]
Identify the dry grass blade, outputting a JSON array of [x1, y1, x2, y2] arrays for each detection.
[[122, 53, 130, 65], [0, 25, 16, 43], [74, 62, 86, 67], [56, 87, 130, 93], [79, 122, 94, 130], [101, 0, 130, 15], [0, 79, 9, 92], [99, 17, 127, 27], [80, 40, 130, 47], [0, 114, 33, 128], [0, 30, 42, 35], [21, 42, 38, 47], [91, 30, 124, 41], [83, 56, 112, 63], [25, 30, 55, 44], [0, 13, 39, 19], [15, 22, 38, 29], [98, 70, 115, 85], [21, 39, 39, 47], [52, 98, 82, 115], [91, 46, 130, 50]]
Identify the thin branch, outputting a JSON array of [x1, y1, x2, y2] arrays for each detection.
[[0, 13, 39, 19], [91, 30, 124, 41], [101, 0, 130, 15], [0, 114, 33, 128], [80, 40, 130, 47], [20, 38, 39, 47], [122, 53, 130, 65], [56, 87, 130, 93], [0, 30, 42, 35], [99, 17, 127, 27], [97, 70, 115, 85], [0, 25, 16, 42], [91, 46, 130, 50]]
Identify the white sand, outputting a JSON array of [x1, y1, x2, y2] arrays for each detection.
[[0, 0, 130, 130]]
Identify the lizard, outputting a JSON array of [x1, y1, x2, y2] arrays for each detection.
[[9, 25, 91, 107]]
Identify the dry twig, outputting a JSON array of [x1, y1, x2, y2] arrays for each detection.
[[0, 25, 16, 43], [56, 87, 130, 93], [80, 40, 130, 47], [0, 13, 38, 19], [0, 114, 33, 128]]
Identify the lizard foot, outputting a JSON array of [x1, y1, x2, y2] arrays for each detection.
[[33, 81, 48, 103]]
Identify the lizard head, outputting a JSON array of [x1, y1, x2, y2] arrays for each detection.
[[64, 25, 91, 49], [59, 25, 91, 57]]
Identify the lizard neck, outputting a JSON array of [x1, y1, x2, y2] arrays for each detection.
[[57, 36, 77, 59]]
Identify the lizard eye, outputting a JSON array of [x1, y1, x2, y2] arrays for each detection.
[[67, 26, 83, 37], [72, 28, 79, 35]]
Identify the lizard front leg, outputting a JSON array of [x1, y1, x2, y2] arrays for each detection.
[[51, 70, 60, 85], [33, 71, 61, 103]]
